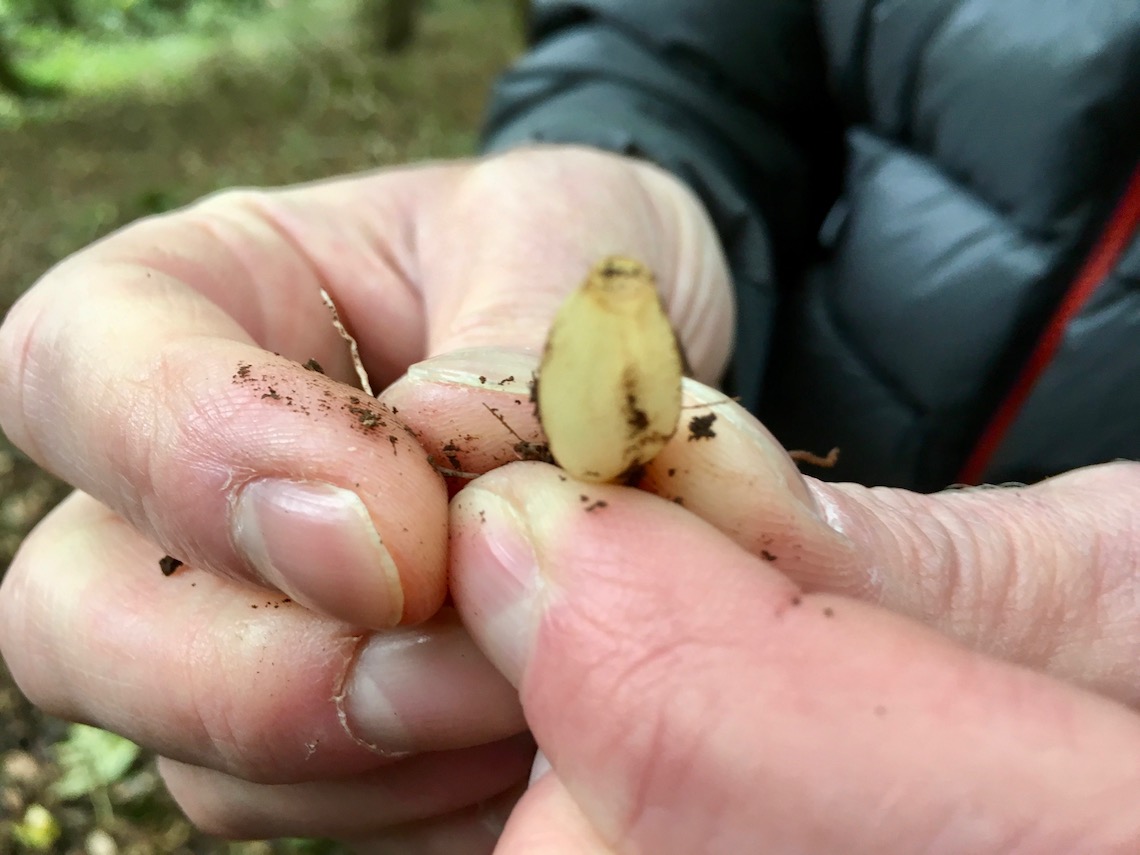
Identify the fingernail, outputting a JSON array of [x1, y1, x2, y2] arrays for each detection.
[[231, 479, 404, 628], [451, 487, 545, 685], [340, 613, 525, 754], [406, 347, 538, 396], [681, 378, 823, 518]]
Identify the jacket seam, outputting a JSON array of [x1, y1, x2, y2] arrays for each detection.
[[904, 0, 972, 148]]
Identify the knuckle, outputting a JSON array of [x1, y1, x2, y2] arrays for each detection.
[[460, 145, 631, 212], [0, 284, 59, 458], [0, 537, 38, 688], [190, 185, 277, 219]]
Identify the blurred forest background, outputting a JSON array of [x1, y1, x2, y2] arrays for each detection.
[[0, 0, 523, 851]]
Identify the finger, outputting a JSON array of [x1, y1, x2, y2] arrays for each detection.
[[451, 464, 1140, 855], [55, 166, 464, 385], [0, 493, 525, 781], [495, 773, 614, 855], [381, 347, 847, 568], [391, 348, 1140, 705], [0, 178, 463, 626], [159, 735, 534, 841], [379, 350, 545, 491], [808, 462, 1140, 706]]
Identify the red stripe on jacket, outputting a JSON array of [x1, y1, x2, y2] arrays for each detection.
[[957, 163, 1140, 485]]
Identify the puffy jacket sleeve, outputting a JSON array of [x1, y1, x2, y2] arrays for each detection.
[[481, 0, 842, 406]]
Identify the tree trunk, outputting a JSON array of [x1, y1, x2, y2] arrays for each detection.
[[364, 0, 420, 53]]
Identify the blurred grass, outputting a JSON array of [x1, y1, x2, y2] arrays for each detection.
[[0, 1, 522, 851], [0, 0, 521, 307], [14, 2, 342, 99]]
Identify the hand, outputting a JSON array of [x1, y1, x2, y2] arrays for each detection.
[[440, 382, 1140, 853], [0, 145, 733, 848]]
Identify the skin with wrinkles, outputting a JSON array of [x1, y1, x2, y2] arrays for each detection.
[[2, 146, 1140, 852]]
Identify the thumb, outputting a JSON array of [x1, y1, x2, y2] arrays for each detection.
[[806, 461, 1140, 706], [416, 146, 734, 385], [449, 463, 1140, 855]]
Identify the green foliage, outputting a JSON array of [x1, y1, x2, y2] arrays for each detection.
[[51, 723, 142, 800], [0, 0, 274, 98], [1, 0, 270, 37], [10, 804, 63, 850]]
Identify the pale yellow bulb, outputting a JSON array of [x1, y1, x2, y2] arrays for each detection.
[[536, 256, 683, 482]]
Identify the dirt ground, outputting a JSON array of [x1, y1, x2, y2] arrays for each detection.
[[0, 2, 519, 851]]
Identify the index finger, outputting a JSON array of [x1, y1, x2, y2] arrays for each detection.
[[0, 174, 456, 626]]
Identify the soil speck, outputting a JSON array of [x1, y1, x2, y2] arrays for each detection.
[[159, 555, 183, 577], [348, 404, 384, 429], [621, 367, 649, 434], [687, 413, 717, 441]]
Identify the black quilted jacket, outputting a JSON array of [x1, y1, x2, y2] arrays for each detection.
[[481, 0, 1140, 491]]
